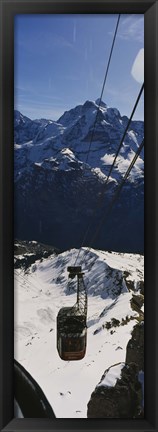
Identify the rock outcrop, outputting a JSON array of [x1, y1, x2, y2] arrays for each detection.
[[126, 322, 144, 371], [87, 322, 144, 418], [87, 362, 142, 418]]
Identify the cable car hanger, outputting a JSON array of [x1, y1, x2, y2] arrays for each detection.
[[57, 266, 87, 361]]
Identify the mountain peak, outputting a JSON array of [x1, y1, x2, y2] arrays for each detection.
[[95, 98, 107, 109], [83, 100, 96, 110]]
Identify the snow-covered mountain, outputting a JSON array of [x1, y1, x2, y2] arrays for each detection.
[[14, 244, 144, 418], [14, 110, 51, 144], [14, 100, 144, 253]]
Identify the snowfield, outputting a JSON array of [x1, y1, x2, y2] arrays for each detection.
[[14, 248, 144, 418]]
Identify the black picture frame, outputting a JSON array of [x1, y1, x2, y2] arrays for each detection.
[[0, 0, 157, 431]]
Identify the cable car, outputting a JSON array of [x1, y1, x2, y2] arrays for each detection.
[[57, 266, 87, 361]]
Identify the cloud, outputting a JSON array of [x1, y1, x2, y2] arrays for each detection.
[[118, 15, 144, 43], [131, 49, 144, 83]]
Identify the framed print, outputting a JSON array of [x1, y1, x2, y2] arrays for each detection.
[[0, 0, 158, 431]]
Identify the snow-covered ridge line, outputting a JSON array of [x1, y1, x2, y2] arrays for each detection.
[[97, 362, 124, 388]]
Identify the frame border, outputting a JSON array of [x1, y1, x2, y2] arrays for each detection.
[[0, 0, 158, 431]]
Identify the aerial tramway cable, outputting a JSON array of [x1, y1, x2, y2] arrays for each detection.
[[85, 138, 144, 255], [106, 83, 144, 181], [75, 82, 144, 265], [73, 15, 121, 265], [85, 14, 121, 166]]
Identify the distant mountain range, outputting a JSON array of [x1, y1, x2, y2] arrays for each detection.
[[14, 99, 144, 253]]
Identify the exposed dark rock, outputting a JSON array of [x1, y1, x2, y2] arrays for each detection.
[[14, 239, 59, 270], [123, 270, 136, 291], [87, 362, 142, 418], [126, 322, 144, 371], [130, 294, 144, 312], [111, 318, 120, 327], [137, 280, 144, 295], [87, 321, 144, 418]]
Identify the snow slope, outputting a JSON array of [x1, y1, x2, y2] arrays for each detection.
[[14, 247, 144, 418]]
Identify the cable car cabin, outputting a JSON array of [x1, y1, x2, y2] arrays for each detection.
[[57, 306, 87, 361], [57, 265, 87, 360]]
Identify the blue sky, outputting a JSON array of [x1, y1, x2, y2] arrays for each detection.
[[14, 14, 144, 121]]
